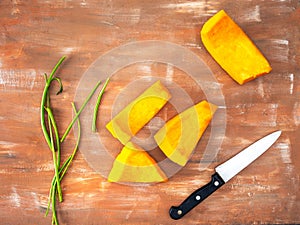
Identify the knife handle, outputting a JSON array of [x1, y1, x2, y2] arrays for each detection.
[[169, 173, 225, 220]]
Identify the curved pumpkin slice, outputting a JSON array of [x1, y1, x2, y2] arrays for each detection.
[[154, 100, 217, 166], [106, 80, 171, 144], [108, 142, 168, 183], [201, 10, 272, 85]]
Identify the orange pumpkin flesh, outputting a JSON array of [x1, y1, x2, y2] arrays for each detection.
[[106, 80, 171, 145], [201, 10, 272, 85], [154, 100, 217, 166], [108, 142, 168, 183]]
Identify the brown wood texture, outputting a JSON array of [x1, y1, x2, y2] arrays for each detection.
[[0, 1, 299, 224]]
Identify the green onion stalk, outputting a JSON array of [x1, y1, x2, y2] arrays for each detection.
[[40, 57, 107, 225]]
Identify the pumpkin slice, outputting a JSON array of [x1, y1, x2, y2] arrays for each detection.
[[108, 142, 168, 183], [154, 100, 217, 166], [201, 10, 272, 85], [106, 80, 171, 144]]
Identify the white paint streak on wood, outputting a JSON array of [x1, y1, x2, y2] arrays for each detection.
[[270, 39, 289, 62], [162, 2, 206, 10], [36, 161, 54, 172], [278, 142, 292, 164], [138, 63, 152, 76], [10, 187, 21, 208], [293, 102, 300, 126], [252, 183, 277, 193], [130, 8, 141, 24], [80, 0, 87, 7], [31, 192, 40, 209], [257, 78, 265, 98], [100, 181, 111, 192], [125, 202, 136, 219], [275, 139, 296, 208], [289, 73, 294, 94], [184, 43, 202, 50], [272, 39, 289, 45], [262, 103, 278, 127], [287, 195, 297, 213], [166, 64, 173, 83], [272, 0, 291, 2], [189, 179, 206, 186], [0, 69, 37, 90], [270, 104, 279, 126], [0, 169, 9, 174], [0, 141, 18, 149], [11, 0, 20, 16], [100, 21, 115, 26], [242, 5, 262, 22], [161, 2, 218, 15], [0, 149, 16, 160], [61, 47, 77, 54]]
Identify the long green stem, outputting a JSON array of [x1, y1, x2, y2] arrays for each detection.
[[41, 56, 101, 225], [41, 56, 66, 148], [60, 103, 81, 176], [92, 78, 110, 132], [45, 156, 70, 217], [60, 80, 102, 142], [45, 103, 81, 218], [45, 107, 63, 202], [45, 123, 55, 217], [41, 81, 53, 148], [44, 78, 54, 218], [51, 184, 58, 225], [47, 105, 61, 168], [49, 56, 66, 80]]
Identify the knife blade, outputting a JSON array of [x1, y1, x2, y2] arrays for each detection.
[[169, 130, 281, 220]]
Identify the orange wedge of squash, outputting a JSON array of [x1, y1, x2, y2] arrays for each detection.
[[108, 142, 168, 183], [154, 100, 217, 166], [106, 80, 171, 144], [201, 10, 272, 85]]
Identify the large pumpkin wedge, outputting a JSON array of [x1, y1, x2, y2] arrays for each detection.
[[106, 80, 171, 144], [201, 10, 272, 85], [108, 142, 168, 183], [154, 100, 217, 166]]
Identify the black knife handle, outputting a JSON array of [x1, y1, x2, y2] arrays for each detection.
[[169, 173, 225, 220]]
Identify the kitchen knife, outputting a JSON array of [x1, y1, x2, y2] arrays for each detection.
[[169, 130, 281, 220]]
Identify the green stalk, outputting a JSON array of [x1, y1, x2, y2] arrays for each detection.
[[49, 56, 66, 80], [41, 80, 53, 148], [47, 105, 61, 168], [41, 57, 101, 225], [60, 103, 81, 177], [51, 184, 58, 225], [60, 80, 102, 142], [45, 107, 63, 202], [45, 182, 53, 217], [45, 103, 81, 218], [45, 157, 72, 218], [45, 112, 59, 225], [92, 78, 110, 132], [40, 56, 66, 148], [45, 80, 54, 218]]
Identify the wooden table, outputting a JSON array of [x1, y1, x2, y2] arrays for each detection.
[[1, 1, 299, 224]]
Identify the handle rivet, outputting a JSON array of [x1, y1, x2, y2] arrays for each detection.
[[177, 210, 182, 215], [195, 195, 201, 201], [214, 181, 220, 186]]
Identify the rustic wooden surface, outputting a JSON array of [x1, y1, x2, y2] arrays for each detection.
[[0, 1, 299, 224]]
